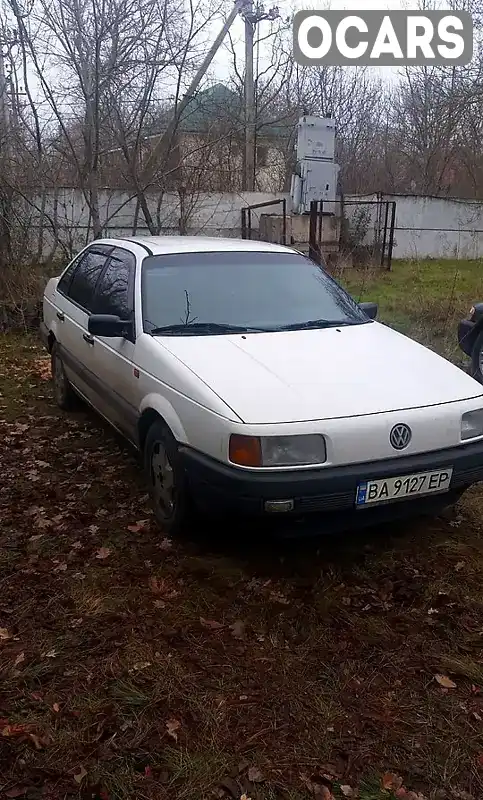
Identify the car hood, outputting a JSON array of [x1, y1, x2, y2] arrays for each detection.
[[159, 321, 483, 424]]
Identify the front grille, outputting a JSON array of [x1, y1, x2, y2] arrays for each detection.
[[295, 491, 354, 513]]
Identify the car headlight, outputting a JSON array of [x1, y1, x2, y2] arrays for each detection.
[[229, 434, 327, 467], [461, 409, 483, 440]]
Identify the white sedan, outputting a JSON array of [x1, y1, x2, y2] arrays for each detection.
[[41, 236, 483, 534]]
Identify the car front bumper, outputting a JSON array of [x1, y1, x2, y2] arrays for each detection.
[[180, 439, 483, 532]]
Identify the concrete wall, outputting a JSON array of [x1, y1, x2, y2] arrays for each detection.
[[345, 193, 483, 259], [23, 187, 483, 261], [27, 189, 290, 259]]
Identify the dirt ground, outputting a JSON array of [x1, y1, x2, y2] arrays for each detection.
[[1, 334, 483, 800]]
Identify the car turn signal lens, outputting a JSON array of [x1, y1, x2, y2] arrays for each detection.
[[229, 435, 262, 467]]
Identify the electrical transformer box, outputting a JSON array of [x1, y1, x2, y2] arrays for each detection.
[[296, 116, 336, 162]]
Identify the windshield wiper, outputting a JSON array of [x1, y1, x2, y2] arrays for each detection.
[[148, 322, 266, 336], [272, 319, 364, 332]]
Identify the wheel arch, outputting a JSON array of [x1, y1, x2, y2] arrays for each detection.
[[137, 394, 188, 452]]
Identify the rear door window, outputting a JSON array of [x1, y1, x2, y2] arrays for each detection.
[[64, 250, 111, 312], [94, 248, 135, 320]]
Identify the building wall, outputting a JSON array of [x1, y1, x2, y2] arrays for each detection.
[[24, 187, 483, 261], [29, 189, 290, 259], [178, 133, 285, 193], [345, 193, 483, 259]]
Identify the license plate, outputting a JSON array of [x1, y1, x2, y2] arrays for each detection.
[[356, 468, 453, 507]]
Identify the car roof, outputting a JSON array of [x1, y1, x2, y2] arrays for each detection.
[[98, 235, 295, 256]]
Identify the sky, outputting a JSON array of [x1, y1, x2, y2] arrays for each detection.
[[205, 0, 467, 90], [208, 0, 430, 85]]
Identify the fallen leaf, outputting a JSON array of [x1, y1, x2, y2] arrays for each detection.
[[382, 773, 404, 791], [200, 617, 224, 630], [247, 766, 264, 783], [159, 537, 173, 550], [230, 620, 246, 639], [2, 723, 35, 738], [43, 649, 57, 659], [73, 765, 87, 784], [0, 628, 12, 641], [166, 718, 181, 740], [455, 561, 465, 572], [52, 703, 60, 713], [95, 547, 111, 560], [340, 787, 353, 797], [29, 732, 48, 749], [144, 765, 152, 778], [435, 674, 457, 689], [14, 652, 25, 667], [130, 662, 151, 673], [4, 786, 28, 798], [150, 577, 179, 598], [240, 795, 252, 800], [269, 591, 290, 605], [127, 519, 149, 533], [300, 775, 333, 798], [88, 525, 99, 534]]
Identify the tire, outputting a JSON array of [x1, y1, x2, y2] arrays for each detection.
[[51, 341, 77, 410], [144, 419, 193, 535], [470, 330, 483, 384]]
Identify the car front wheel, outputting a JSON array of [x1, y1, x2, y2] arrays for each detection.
[[144, 420, 193, 535], [471, 331, 483, 384], [51, 342, 77, 409]]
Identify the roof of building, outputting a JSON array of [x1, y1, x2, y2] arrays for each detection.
[[156, 83, 294, 139]]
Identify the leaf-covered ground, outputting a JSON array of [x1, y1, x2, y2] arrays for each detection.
[[2, 333, 483, 800]]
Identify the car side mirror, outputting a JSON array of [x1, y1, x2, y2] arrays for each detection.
[[360, 301, 378, 320], [88, 314, 133, 338]]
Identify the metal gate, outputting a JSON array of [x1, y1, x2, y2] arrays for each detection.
[[241, 198, 287, 244], [339, 198, 397, 270]]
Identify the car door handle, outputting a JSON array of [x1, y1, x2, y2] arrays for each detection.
[[56, 311, 64, 321], [83, 333, 95, 346]]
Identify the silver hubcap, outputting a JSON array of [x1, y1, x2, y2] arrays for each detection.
[[150, 443, 175, 518], [53, 354, 66, 401]]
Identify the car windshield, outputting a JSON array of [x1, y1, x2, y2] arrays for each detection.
[[141, 250, 370, 335]]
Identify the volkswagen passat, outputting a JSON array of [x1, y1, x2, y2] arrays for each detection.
[[41, 236, 483, 534]]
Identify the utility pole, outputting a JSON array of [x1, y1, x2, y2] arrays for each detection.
[[239, 2, 279, 192], [0, 27, 13, 268], [243, 3, 255, 192], [0, 36, 10, 161]]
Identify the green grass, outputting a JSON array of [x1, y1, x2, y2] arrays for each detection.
[[337, 258, 483, 360]]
